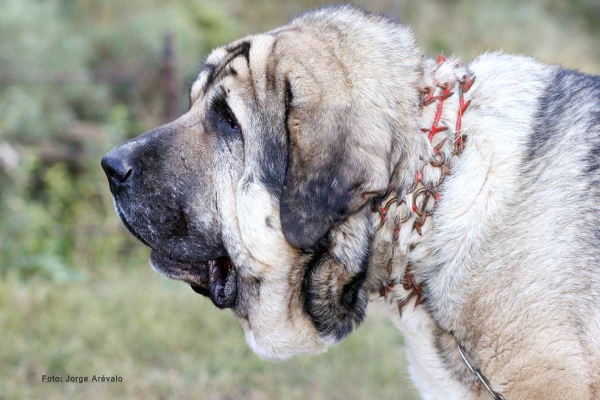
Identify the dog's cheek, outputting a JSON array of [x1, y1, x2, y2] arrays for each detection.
[[236, 180, 297, 274], [232, 180, 333, 359]]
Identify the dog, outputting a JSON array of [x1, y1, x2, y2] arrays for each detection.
[[101, 5, 600, 399]]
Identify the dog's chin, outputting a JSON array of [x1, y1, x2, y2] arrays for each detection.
[[111, 202, 236, 308], [149, 249, 237, 309]]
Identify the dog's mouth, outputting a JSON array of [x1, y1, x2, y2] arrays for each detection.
[[113, 204, 235, 308], [150, 249, 237, 309]]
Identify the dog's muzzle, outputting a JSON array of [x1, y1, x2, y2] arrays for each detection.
[[101, 123, 236, 309]]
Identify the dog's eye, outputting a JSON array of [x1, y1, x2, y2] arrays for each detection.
[[212, 97, 241, 136], [217, 111, 241, 135], [223, 114, 239, 130]]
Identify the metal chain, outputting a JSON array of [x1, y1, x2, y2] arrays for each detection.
[[457, 344, 506, 400]]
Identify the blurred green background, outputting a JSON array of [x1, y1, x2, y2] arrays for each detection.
[[0, 0, 598, 398]]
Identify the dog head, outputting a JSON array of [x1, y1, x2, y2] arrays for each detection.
[[101, 5, 423, 359]]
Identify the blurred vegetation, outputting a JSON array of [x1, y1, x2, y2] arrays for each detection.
[[0, 272, 419, 399], [0, 0, 598, 398], [0, 0, 240, 280], [1, 0, 599, 281]]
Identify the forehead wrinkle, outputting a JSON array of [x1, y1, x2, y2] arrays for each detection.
[[199, 41, 252, 100], [190, 46, 230, 104], [190, 36, 281, 111], [246, 35, 279, 104]]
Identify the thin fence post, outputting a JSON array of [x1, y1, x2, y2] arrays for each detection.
[[163, 32, 177, 123]]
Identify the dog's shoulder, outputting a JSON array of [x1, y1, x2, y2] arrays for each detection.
[[467, 52, 555, 118], [410, 51, 600, 398]]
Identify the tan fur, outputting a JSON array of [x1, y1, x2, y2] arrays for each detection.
[[213, 11, 598, 393], [183, 6, 428, 359], [106, 5, 600, 398]]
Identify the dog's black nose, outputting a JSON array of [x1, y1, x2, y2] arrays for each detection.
[[101, 154, 132, 185]]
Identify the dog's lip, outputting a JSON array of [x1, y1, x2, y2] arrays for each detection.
[[149, 249, 210, 284], [115, 203, 151, 247], [150, 249, 237, 309]]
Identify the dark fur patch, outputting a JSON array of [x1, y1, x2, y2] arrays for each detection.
[[527, 68, 600, 163], [301, 234, 370, 341], [257, 121, 288, 197], [280, 151, 367, 248], [256, 79, 293, 197]]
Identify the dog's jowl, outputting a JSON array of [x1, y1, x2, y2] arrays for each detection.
[[102, 5, 600, 399]]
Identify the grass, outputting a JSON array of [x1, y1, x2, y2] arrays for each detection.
[[0, 260, 420, 399]]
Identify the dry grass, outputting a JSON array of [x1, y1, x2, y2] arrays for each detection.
[[0, 263, 419, 400]]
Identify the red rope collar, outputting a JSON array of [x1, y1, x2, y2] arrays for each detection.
[[374, 52, 476, 314], [373, 54, 505, 400]]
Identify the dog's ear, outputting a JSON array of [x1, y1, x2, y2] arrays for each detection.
[[280, 77, 389, 249]]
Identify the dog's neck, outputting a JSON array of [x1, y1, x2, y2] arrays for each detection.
[[367, 54, 475, 304]]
